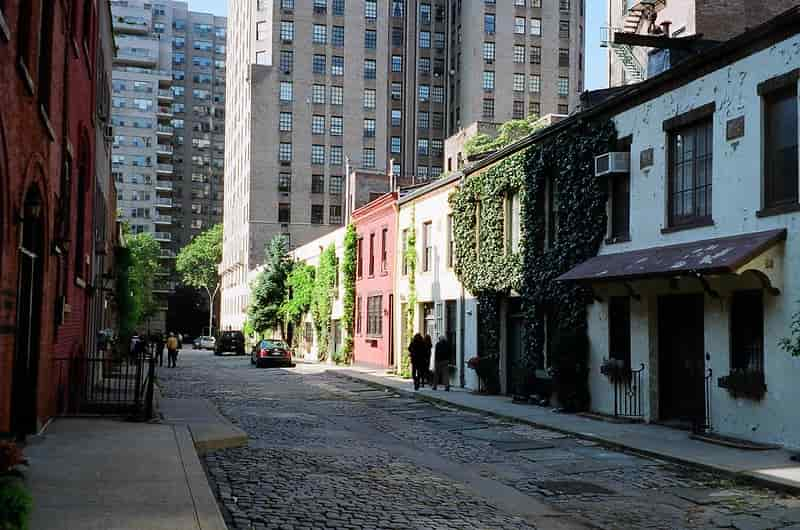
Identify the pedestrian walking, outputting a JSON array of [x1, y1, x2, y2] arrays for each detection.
[[154, 333, 165, 367], [422, 335, 433, 387], [166, 332, 179, 368], [409, 333, 425, 390], [432, 336, 451, 391]]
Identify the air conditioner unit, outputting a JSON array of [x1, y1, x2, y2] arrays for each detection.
[[594, 152, 630, 177], [104, 125, 114, 140]]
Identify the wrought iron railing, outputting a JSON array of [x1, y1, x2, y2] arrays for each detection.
[[693, 368, 713, 434], [613, 363, 645, 419]]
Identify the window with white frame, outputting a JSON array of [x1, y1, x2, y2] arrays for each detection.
[[279, 81, 292, 101], [483, 42, 495, 62], [279, 112, 292, 132], [530, 18, 541, 36], [365, 0, 377, 19], [514, 17, 525, 34], [366, 295, 383, 336], [391, 136, 401, 154]]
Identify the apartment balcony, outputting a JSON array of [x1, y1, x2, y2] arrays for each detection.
[[156, 125, 174, 137], [156, 143, 174, 156], [154, 180, 173, 192], [156, 163, 174, 175], [156, 105, 174, 118], [113, 18, 150, 35], [155, 198, 173, 208], [115, 51, 157, 68], [153, 231, 172, 242], [153, 214, 172, 225], [157, 89, 174, 102]]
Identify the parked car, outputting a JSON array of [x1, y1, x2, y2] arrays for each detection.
[[251, 339, 293, 368], [199, 336, 216, 350], [215, 330, 246, 356], [193, 336, 203, 349]]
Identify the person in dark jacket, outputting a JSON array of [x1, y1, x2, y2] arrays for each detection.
[[422, 335, 433, 387], [432, 336, 450, 391], [409, 333, 425, 390]]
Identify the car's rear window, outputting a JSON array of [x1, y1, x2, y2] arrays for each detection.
[[260, 340, 288, 349]]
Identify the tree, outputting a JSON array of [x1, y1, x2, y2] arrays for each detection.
[[176, 224, 222, 336], [312, 244, 337, 362], [340, 224, 357, 363], [248, 235, 292, 337], [281, 263, 315, 342], [126, 232, 161, 332]]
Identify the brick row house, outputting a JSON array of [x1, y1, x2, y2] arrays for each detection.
[[0, 0, 115, 438]]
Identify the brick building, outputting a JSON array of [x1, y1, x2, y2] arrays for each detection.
[[0, 1, 107, 437]]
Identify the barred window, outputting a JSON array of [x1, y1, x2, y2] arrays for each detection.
[[279, 112, 292, 132], [332, 56, 344, 76], [280, 21, 294, 41], [362, 148, 376, 168], [330, 145, 343, 165], [418, 111, 429, 129], [365, 29, 377, 49], [313, 54, 326, 74], [279, 142, 292, 162], [529, 74, 541, 93], [278, 173, 291, 192], [332, 25, 344, 47], [364, 59, 376, 79], [330, 175, 343, 194], [313, 24, 327, 44], [364, 88, 376, 109], [513, 45, 525, 63], [312, 115, 326, 135], [312, 84, 326, 104], [363, 118, 376, 137], [513, 73, 525, 92], [483, 42, 495, 62], [311, 144, 325, 165], [330, 116, 343, 136], [558, 76, 569, 96], [330, 85, 343, 105], [419, 31, 431, 48]]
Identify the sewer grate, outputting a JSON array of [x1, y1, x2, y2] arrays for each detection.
[[534, 480, 616, 496]]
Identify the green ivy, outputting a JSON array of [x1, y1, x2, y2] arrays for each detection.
[[312, 244, 337, 362], [450, 119, 616, 405], [341, 224, 357, 364], [400, 210, 416, 379]]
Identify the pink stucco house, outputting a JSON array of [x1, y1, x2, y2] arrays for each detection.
[[352, 193, 398, 369]]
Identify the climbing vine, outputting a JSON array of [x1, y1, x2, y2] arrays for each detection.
[[340, 224, 357, 364], [450, 119, 616, 406], [312, 244, 337, 362], [400, 209, 416, 379]]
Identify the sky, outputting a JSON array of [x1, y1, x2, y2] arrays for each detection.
[[186, 0, 608, 89]]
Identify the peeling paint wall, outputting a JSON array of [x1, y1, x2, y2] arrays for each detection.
[[588, 33, 800, 448]]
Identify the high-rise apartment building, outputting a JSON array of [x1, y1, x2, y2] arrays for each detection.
[[605, 0, 797, 87], [111, 0, 226, 330], [220, 0, 585, 330]]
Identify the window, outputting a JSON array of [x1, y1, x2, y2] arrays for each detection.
[[333, 0, 345, 16], [559, 48, 570, 67], [311, 204, 324, 224], [363, 118, 376, 137], [420, 3, 431, 24], [280, 21, 294, 42], [381, 228, 389, 271], [279, 81, 293, 101], [368, 233, 375, 276], [419, 31, 431, 49], [513, 73, 525, 92], [434, 33, 445, 49], [524, 75, 539, 95], [278, 0, 291, 9], [418, 111, 429, 129], [431, 139, 443, 156], [391, 82, 402, 100], [608, 297, 631, 367], [419, 85, 430, 102], [530, 45, 541, 64], [401, 229, 409, 275], [362, 148, 376, 168], [668, 119, 713, 226], [278, 173, 292, 192], [279, 143, 292, 162], [558, 77, 569, 96], [730, 291, 764, 373], [419, 57, 431, 74], [558, 104, 569, 114], [418, 166, 429, 181], [312, 145, 325, 165], [312, 84, 326, 104], [367, 295, 383, 336], [513, 45, 525, 63], [422, 221, 432, 272], [484, 14, 495, 34], [356, 297, 362, 334], [364, 59, 376, 79], [391, 110, 402, 127], [515, 0, 525, 5], [392, 27, 403, 47], [357, 238, 363, 278], [314, 0, 327, 11], [312, 115, 326, 135], [432, 86, 444, 103], [530, 18, 542, 36], [313, 54, 326, 74], [365, 0, 377, 19], [433, 112, 443, 129], [763, 86, 798, 209], [610, 170, 631, 240], [513, 100, 525, 119], [256, 21, 268, 41], [447, 215, 454, 268], [514, 17, 525, 34], [483, 98, 494, 119], [330, 146, 343, 165], [483, 71, 495, 91], [279, 112, 292, 132], [331, 116, 343, 136], [256, 51, 269, 65], [332, 56, 344, 76], [559, 20, 570, 39], [313, 24, 327, 44], [330, 85, 343, 105], [278, 203, 291, 223], [365, 29, 377, 49], [483, 42, 496, 62], [312, 174, 325, 193], [332, 25, 344, 47], [392, 55, 403, 72], [330, 175, 343, 194], [391, 137, 401, 154], [560, 0, 569, 9], [418, 139, 429, 156], [364, 88, 376, 109]]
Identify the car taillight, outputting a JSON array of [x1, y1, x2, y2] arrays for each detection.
[[259, 349, 268, 357]]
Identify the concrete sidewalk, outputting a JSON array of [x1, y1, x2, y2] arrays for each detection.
[[25, 418, 227, 530], [331, 366, 800, 493], [160, 397, 247, 455]]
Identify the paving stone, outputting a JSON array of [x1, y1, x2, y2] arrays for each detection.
[[490, 439, 556, 452], [458, 429, 528, 443], [666, 487, 746, 505]]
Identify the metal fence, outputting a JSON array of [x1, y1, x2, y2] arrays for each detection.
[[614, 363, 645, 419], [54, 350, 155, 420]]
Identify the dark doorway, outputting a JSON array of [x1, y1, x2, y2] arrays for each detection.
[[506, 298, 524, 396], [11, 188, 46, 437], [658, 294, 705, 425], [388, 294, 394, 367]]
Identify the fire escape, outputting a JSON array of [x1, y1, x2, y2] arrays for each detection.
[[601, 0, 667, 84]]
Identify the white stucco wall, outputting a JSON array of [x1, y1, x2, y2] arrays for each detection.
[[587, 33, 800, 447], [395, 182, 479, 389]]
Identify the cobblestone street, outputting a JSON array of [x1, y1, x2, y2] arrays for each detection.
[[159, 350, 800, 530]]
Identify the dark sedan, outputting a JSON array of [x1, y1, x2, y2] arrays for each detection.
[[250, 339, 294, 368]]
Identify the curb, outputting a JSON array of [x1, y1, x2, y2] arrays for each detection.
[[173, 425, 229, 530], [331, 370, 800, 496]]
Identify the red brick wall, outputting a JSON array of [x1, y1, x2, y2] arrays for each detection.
[[0, 0, 99, 435], [695, 0, 799, 41]]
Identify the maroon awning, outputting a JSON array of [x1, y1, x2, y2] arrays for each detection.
[[558, 229, 787, 283]]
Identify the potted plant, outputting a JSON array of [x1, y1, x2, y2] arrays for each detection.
[[0, 441, 31, 530], [718, 369, 767, 400], [600, 358, 631, 384]]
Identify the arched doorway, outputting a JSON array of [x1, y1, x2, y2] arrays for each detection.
[[11, 187, 45, 437]]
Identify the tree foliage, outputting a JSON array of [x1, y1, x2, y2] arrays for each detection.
[[340, 224, 357, 364], [126, 232, 161, 331], [248, 235, 292, 337], [463, 116, 549, 158], [400, 213, 416, 379], [312, 244, 338, 362], [281, 263, 315, 334], [176, 224, 222, 335]]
